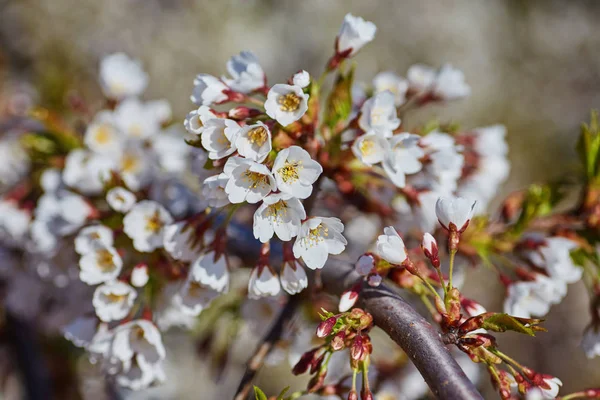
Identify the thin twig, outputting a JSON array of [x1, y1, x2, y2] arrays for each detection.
[[233, 295, 301, 400]]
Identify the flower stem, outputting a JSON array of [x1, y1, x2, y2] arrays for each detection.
[[447, 249, 457, 291]]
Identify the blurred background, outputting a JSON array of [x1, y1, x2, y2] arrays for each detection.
[[1, 0, 599, 398]]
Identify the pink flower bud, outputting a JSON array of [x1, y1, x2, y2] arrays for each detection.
[[347, 389, 358, 400], [228, 106, 261, 120], [339, 283, 361, 312], [292, 348, 318, 375], [421, 232, 440, 268], [350, 335, 364, 361], [331, 331, 346, 350], [317, 317, 337, 338]]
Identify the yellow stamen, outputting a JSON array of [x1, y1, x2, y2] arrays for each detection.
[[248, 126, 268, 146], [359, 138, 375, 155], [278, 92, 301, 112], [277, 161, 302, 184], [242, 171, 270, 189], [97, 249, 117, 271], [95, 125, 113, 144], [305, 224, 329, 247], [145, 210, 164, 233], [266, 200, 288, 222], [121, 153, 139, 173]]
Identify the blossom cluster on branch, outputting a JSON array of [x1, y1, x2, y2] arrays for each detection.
[[1, 11, 600, 400]]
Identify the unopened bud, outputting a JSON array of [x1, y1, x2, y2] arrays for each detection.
[[317, 317, 337, 338], [292, 348, 318, 375], [360, 388, 373, 400], [228, 106, 261, 120], [131, 263, 149, 288], [367, 274, 382, 287], [350, 335, 365, 361], [331, 331, 346, 350], [421, 233, 440, 268], [347, 389, 358, 400], [355, 254, 375, 276], [339, 283, 361, 312]]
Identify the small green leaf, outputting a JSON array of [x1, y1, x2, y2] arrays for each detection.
[[276, 386, 290, 400], [203, 158, 215, 170], [481, 313, 545, 336], [324, 65, 355, 130], [185, 137, 204, 149], [254, 386, 268, 400]]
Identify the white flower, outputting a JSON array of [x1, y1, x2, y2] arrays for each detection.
[[0, 137, 29, 192], [99, 53, 148, 100], [338, 287, 359, 312], [433, 64, 471, 100], [62, 149, 114, 195], [123, 201, 173, 253], [146, 99, 172, 124], [382, 133, 424, 187], [111, 320, 165, 368], [175, 275, 219, 316], [113, 98, 162, 139], [75, 225, 113, 255], [222, 51, 265, 93], [472, 124, 508, 157], [201, 117, 241, 160], [503, 275, 567, 318], [224, 156, 276, 204], [272, 146, 322, 199], [79, 245, 123, 285], [183, 105, 215, 135], [422, 233, 438, 256], [93, 281, 137, 322], [533, 237, 581, 284], [116, 356, 165, 391], [162, 221, 198, 262], [293, 217, 347, 270], [407, 63, 437, 91], [116, 144, 154, 191], [248, 266, 281, 299], [352, 133, 389, 165], [358, 91, 400, 136], [582, 326, 600, 359], [84, 117, 122, 154], [150, 128, 190, 173], [235, 122, 272, 162], [265, 84, 309, 126], [355, 254, 375, 276], [131, 264, 149, 288], [336, 13, 377, 56], [292, 70, 310, 88], [202, 173, 230, 208], [280, 261, 308, 295], [106, 187, 136, 213], [0, 200, 31, 244], [373, 71, 408, 106], [191, 74, 228, 106], [191, 251, 229, 293], [376, 226, 407, 264], [253, 193, 306, 243], [536, 377, 563, 399], [435, 196, 476, 232]]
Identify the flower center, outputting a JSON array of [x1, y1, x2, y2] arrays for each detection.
[[359, 138, 375, 155], [95, 125, 113, 144], [248, 126, 268, 146], [266, 200, 288, 222], [306, 223, 329, 247], [277, 161, 302, 184], [242, 170, 270, 189], [145, 210, 164, 233], [97, 249, 116, 271], [106, 293, 128, 302], [121, 153, 139, 173], [278, 93, 301, 112]]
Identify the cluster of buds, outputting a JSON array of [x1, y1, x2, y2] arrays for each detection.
[[293, 308, 374, 399]]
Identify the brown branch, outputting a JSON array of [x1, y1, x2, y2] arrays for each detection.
[[322, 259, 483, 400]]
